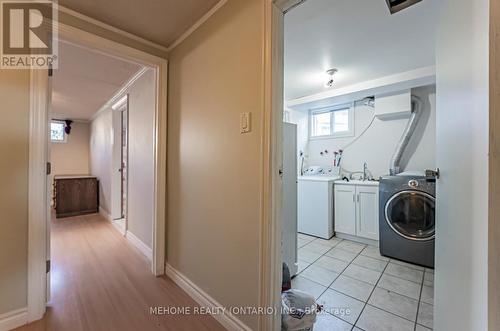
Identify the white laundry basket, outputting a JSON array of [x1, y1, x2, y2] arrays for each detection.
[[281, 289, 318, 331]]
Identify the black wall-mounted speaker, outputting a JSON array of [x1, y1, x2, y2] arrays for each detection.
[[385, 0, 423, 14]]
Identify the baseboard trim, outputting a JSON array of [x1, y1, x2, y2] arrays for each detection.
[[165, 264, 251, 331], [100, 207, 127, 235], [99, 206, 112, 221], [335, 232, 379, 247], [0, 308, 28, 331], [126, 231, 152, 261]]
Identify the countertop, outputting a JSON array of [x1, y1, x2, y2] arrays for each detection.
[[54, 175, 98, 179], [334, 179, 380, 186]]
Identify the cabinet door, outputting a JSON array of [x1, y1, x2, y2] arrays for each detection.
[[356, 185, 379, 240], [334, 184, 356, 235]]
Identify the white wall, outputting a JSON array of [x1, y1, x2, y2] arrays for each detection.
[[286, 107, 308, 175], [167, 0, 264, 328], [435, 0, 489, 329], [51, 121, 90, 176], [90, 111, 113, 214], [90, 68, 155, 248], [292, 86, 435, 178]]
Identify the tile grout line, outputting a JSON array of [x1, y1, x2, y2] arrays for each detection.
[[319, 241, 369, 326], [296, 237, 346, 300], [414, 269, 427, 330], [351, 255, 391, 329], [298, 236, 434, 329], [297, 238, 434, 330]]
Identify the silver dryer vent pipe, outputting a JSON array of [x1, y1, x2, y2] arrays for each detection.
[[389, 95, 423, 176]]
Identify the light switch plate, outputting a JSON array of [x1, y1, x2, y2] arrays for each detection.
[[240, 112, 251, 133]]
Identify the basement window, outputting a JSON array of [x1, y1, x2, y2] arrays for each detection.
[[51, 121, 66, 142], [309, 104, 354, 139]]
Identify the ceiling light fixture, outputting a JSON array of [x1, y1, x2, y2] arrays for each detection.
[[324, 68, 338, 88]]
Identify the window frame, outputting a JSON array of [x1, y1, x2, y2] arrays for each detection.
[[50, 120, 67, 143], [308, 103, 355, 140]]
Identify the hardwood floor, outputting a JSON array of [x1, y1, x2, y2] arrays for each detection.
[[15, 213, 225, 331]]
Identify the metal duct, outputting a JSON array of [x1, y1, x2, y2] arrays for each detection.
[[389, 95, 423, 175]]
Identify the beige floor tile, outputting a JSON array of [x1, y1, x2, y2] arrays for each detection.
[[360, 245, 390, 262], [356, 305, 414, 331], [342, 264, 382, 285], [317, 289, 365, 325], [298, 247, 322, 263], [298, 238, 310, 248], [352, 255, 388, 272], [303, 241, 332, 254], [298, 233, 316, 241], [315, 255, 349, 273], [420, 285, 434, 305], [335, 240, 366, 254], [385, 262, 424, 284], [390, 258, 425, 271], [424, 271, 434, 287], [377, 274, 421, 300], [300, 264, 339, 287], [297, 259, 310, 273], [417, 302, 434, 329], [325, 248, 358, 263], [291, 275, 327, 299], [313, 312, 352, 331], [415, 324, 432, 331], [368, 287, 419, 321], [314, 237, 343, 248], [330, 275, 374, 302]]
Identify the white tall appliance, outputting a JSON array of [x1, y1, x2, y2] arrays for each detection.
[[282, 123, 298, 276], [298, 167, 340, 239]]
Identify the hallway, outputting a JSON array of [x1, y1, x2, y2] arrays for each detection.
[[15, 214, 224, 331]]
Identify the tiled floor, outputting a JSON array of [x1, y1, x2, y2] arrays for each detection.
[[293, 233, 434, 331]]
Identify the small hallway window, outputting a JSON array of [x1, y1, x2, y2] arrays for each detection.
[[310, 104, 354, 139], [51, 121, 66, 142]]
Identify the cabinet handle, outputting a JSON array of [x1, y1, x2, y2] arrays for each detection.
[[357, 194, 360, 202], [352, 194, 355, 202]]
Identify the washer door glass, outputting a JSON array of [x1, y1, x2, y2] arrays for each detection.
[[385, 191, 435, 241]]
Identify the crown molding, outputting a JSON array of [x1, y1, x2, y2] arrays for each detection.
[[166, 0, 228, 52]]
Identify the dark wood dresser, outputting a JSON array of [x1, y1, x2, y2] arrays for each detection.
[[53, 176, 99, 218]]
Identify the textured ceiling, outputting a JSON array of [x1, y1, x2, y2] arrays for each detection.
[[284, 0, 438, 100], [52, 42, 142, 121], [59, 0, 220, 47]]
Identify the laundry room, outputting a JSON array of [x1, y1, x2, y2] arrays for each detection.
[[280, 1, 437, 330]]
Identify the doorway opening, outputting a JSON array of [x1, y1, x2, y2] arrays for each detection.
[[277, 1, 437, 330], [27, 22, 167, 322]]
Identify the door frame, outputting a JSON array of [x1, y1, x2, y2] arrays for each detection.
[[258, 1, 285, 330], [27, 22, 168, 322]]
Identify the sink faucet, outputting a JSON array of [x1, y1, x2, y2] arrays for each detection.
[[363, 162, 368, 181]]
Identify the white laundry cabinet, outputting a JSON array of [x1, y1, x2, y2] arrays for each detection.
[[334, 181, 379, 241]]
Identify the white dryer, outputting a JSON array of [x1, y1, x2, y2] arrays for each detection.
[[298, 167, 340, 239]]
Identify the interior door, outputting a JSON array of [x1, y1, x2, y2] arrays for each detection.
[[334, 184, 356, 235], [120, 107, 128, 220], [111, 96, 128, 222], [356, 185, 379, 240]]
